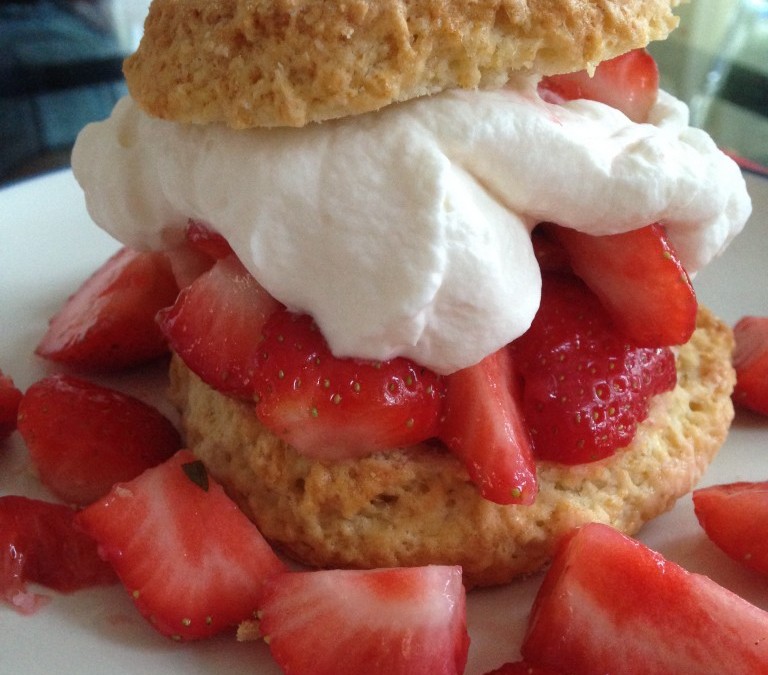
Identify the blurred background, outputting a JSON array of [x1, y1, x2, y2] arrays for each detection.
[[0, 0, 766, 186]]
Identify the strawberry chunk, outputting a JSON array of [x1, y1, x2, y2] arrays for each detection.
[[521, 523, 768, 674], [439, 348, 537, 505], [17, 374, 182, 506], [36, 247, 179, 371], [0, 496, 116, 614], [732, 316, 768, 415], [185, 220, 234, 260], [157, 255, 281, 398], [258, 565, 469, 675], [693, 481, 768, 576], [545, 222, 697, 347], [253, 310, 445, 459], [538, 49, 659, 123], [512, 274, 677, 464], [76, 450, 285, 640], [0, 369, 22, 441]]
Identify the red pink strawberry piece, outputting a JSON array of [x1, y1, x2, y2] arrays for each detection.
[[693, 481, 768, 576], [35, 246, 179, 371], [545, 222, 697, 348], [252, 310, 445, 459], [17, 374, 181, 506], [0, 369, 22, 441], [732, 316, 768, 415], [157, 254, 281, 398], [521, 523, 768, 674], [258, 565, 469, 675], [0, 495, 116, 614], [512, 274, 677, 463], [538, 49, 659, 123], [76, 450, 285, 640], [185, 220, 234, 260], [439, 347, 537, 505]]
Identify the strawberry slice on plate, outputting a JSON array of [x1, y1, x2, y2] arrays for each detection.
[[544, 222, 697, 347], [76, 450, 285, 640], [253, 310, 445, 459], [258, 565, 469, 675], [538, 49, 659, 123], [521, 523, 768, 674], [731, 316, 768, 415], [693, 481, 768, 576], [17, 374, 181, 506], [485, 663, 562, 675], [1, 496, 116, 615], [158, 254, 281, 398], [36, 246, 179, 371], [0, 369, 22, 441], [512, 274, 677, 464], [439, 347, 537, 505]]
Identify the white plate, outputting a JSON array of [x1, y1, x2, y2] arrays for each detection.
[[0, 169, 767, 674]]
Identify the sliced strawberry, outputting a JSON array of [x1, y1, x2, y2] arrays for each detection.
[[512, 274, 677, 464], [521, 523, 768, 674], [76, 450, 285, 640], [186, 220, 234, 260], [157, 255, 281, 398], [531, 227, 570, 274], [485, 662, 562, 675], [538, 49, 659, 123], [253, 310, 445, 459], [545, 223, 697, 347], [164, 241, 216, 289], [732, 316, 768, 415], [35, 246, 179, 371], [1, 496, 116, 614], [439, 348, 537, 505], [17, 374, 181, 506], [258, 565, 469, 675], [0, 369, 22, 441], [693, 481, 768, 576]]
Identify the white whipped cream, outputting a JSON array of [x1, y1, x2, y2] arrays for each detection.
[[71, 76, 751, 374]]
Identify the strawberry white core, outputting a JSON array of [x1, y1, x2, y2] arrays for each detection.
[[71, 74, 751, 374]]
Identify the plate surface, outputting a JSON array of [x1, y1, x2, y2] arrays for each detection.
[[1, 169, 767, 674]]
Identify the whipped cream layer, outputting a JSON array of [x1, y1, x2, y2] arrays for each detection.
[[71, 77, 751, 374]]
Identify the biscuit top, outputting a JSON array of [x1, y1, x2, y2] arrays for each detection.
[[123, 0, 680, 128]]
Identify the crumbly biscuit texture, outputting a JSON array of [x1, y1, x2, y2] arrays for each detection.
[[125, 0, 680, 128], [169, 308, 734, 588]]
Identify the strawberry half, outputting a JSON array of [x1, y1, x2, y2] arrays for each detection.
[[1, 496, 116, 614], [157, 254, 281, 398], [253, 310, 445, 459], [522, 523, 768, 674], [732, 316, 768, 415], [512, 274, 677, 464], [36, 246, 179, 371], [17, 374, 181, 506], [76, 450, 285, 640], [258, 565, 469, 675], [544, 222, 697, 347], [693, 481, 768, 576], [538, 49, 659, 123], [0, 369, 22, 441], [439, 348, 537, 505]]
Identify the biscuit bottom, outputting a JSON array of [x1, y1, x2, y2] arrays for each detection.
[[170, 307, 734, 588]]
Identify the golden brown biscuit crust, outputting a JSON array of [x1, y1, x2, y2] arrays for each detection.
[[125, 0, 680, 128], [169, 307, 734, 588]]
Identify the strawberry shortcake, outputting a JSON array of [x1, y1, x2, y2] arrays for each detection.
[[67, 0, 751, 586]]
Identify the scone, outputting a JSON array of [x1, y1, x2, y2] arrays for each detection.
[[169, 308, 734, 588], [71, 0, 751, 586]]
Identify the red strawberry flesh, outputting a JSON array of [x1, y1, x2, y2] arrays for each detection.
[[732, 316, 768, 415], [522, 523, 768, 674], [76, 450, 285, 640], [17, 374, 181, 506], [258, 565, 469, 675]]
